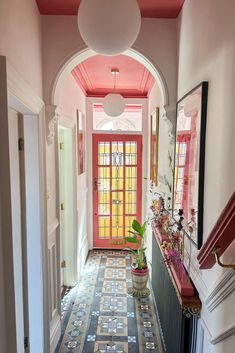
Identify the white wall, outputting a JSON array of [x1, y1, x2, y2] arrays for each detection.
[[58, 74, 88, 278], [146, 83, 175, 273], [47, 73, 87, 350], [0, 0, 43, 97], [0, 2, 44, 345], [8, 109, 25, 353], [58, 74, 86, 119], [178, 0, 235, 351], [148, 82, 162, 116], [59, 127, 75, 287]]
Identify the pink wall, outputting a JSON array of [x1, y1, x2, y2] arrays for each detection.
[[0, 0, 43, 97]]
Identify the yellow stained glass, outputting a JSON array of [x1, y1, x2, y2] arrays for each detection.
[[125, 216, 135, 235], [112, 166, 123, 179], [98, 191, 110, 215], [99, 167, 110, 179], [125, 191, 136, 215], [98, 142, 110, 165], [112, 192, 123, 213], [112, 221, 124, 238], [125, 167, 136, 191], [98, 217, 110, 239], [112, 166, 123, 190], [125, 142, 137, 165], [96, 138, 139, 243], [112, 142, 123, 153]]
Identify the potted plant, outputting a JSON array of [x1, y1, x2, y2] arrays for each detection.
[[124, 219, 150, 297]]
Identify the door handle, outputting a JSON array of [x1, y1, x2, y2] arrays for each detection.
[[93, 178, 97, 191]]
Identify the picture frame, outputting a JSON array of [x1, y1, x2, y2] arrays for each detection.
[[172, 82, 208, 249], [77, 109, 85, 175], [150, 107, 160, 185]]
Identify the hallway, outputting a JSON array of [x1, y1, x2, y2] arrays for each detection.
[[56, 251, 163, 353], [1, 1, 235, 352]]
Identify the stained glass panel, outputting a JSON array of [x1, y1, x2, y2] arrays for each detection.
[[95, 136, 141, 246], [98, 142, 110, 165], [125, 142, 137, 165], [98, 217, 110, 239]]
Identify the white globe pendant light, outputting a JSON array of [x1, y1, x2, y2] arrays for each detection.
[[103, 68, 125, 117], [77, 0, 141, 56], [103, 93, 125, 117]]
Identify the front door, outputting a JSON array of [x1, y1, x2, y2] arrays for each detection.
[[93, 134, 142, 248]]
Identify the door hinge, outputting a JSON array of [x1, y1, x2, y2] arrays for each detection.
[[61, 203, 65, 211], [24, 336, 29, 349], [61, 260, 66, 268], [18, 138, 24, 151], [60, 142, 64, 150]]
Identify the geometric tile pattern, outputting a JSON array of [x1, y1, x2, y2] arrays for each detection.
[[55, 250, 163, 353], [100, 296, 127, 313], [102, 280, 127, 294], [97, 316, 128, 336]]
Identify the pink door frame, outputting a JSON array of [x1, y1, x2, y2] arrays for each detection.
[[92, 134, 142, 249]]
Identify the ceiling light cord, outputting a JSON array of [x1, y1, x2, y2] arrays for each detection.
[[111, 68, 119, 91], [114, 72, 117, 90]]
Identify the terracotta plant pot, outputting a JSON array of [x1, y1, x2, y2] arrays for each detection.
[[128, 267, 150, 297]]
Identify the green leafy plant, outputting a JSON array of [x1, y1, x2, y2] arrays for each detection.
[[125, 219, 148, 270]]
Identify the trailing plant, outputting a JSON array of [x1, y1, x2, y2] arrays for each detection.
[[124, 219, 148, 270], [151, 196, 185, 271]]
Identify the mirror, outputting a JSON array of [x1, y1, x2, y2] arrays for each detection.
[[173, 82, 208, 249]]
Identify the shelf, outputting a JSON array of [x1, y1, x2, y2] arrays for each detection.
[[152, 224, 201, 315]]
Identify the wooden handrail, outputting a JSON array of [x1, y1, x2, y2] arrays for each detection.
[[197, 191, 235, 269]]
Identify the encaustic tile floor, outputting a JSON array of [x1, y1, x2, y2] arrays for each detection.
[[55, 250, 164, 353]]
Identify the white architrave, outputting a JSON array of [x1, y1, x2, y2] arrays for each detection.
[[58, 113, 78, 286], [2, 57, 50, 353]]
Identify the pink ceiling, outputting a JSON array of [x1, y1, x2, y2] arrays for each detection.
[[71, 55, 155, 98], [36, 0, 184, 18]]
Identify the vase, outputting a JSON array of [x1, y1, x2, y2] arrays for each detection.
[[127, 267, 150, 297]]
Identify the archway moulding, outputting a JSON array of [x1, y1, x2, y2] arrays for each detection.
[[47, 46, 173, 143], [51, 46, 169, 105]]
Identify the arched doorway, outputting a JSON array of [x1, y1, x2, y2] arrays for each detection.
[[51, 47, 169, 107], [48, 46, 171, 352], [51, 47, 169, 252]]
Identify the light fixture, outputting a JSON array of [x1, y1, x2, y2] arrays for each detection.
[[77, 0, 141, 56], [103, 69, 125, 117]]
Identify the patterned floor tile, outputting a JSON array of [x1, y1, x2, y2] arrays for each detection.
[[106, 258, 126, 268], [100, 296, 127, 313], [97, 316, 128, 336], [55, 250, 163, 353], [102, 280, 127, 294], [104, 268, 126, 280], [94, 341, 128, 353]]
